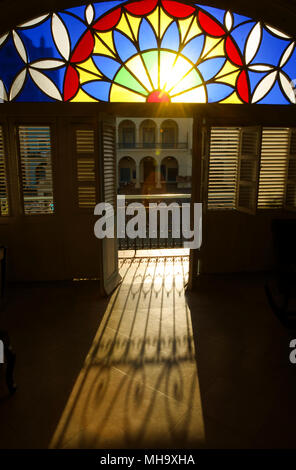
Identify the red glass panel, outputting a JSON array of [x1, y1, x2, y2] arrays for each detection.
[[64, 65, 79, 101], [162, 0, 195, 18], [225, 37, 243, 66], [71, 30, 95, 63], [147, 90, 170, 102], [198, 11, 225, 37], [125, 0, 158, 16], [93, 8, 122, 31], [237, 70, 249, 103]]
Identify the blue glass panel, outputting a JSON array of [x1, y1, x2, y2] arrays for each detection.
[[113, 31, 137, 61], [251, 28, 288, 66], [248, 71, 268, 93], [92, 56, 121, 79], [207, 83, 233, 102], [282, 47, 296, 81], [40, 67, 67, 93], [58, 13, 87, 51], [93, 1, 127, 21], [63, 6, 87, 21], [198, 57, 225, 81], [0, 37, 25, 90], [82, 80, 111, 101], [139, 19, 157, 51], [232, 13, 252, 28], [161, 22, 180, 52], [181, 35, 204, 63], [14, 74, 55, 102], [18, 18, 62, 61], [231, 22, 255, 55], [257, 80, 289, 104], [196, 4, 225, 25]]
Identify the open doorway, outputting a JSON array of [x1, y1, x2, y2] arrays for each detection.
[[116, 116, 193, 256]]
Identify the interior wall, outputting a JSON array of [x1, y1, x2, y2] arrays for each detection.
[[203, 211, 295, 273]]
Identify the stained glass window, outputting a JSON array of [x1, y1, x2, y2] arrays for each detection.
[[0, 1, 295, 104]]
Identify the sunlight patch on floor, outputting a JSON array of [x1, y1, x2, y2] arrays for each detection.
[[50, 255, 205, 449]]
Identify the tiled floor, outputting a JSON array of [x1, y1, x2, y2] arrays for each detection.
[[50, 254, 205, 449], [1, 252, 296, 449]]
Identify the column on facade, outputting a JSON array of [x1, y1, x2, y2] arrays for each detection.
[[155, 161, 161, 189], [135, 160, 141, 189]]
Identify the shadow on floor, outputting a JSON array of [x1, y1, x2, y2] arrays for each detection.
[[1, 264, 296, 449]]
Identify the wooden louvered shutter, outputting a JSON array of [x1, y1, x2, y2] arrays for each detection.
[[285, 128, 296, 210], [258, 128, 290, 209], [200, 125, 210, 205], [74, 127, 97, 209], [237, 127, 261, 214], [99, 115, 121, 296], [18, 126, 54, 215], [0, 125, 9, 216], [208, 127, 240, 209]]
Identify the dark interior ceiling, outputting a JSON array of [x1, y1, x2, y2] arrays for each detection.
[[0, 0, 296, 37]]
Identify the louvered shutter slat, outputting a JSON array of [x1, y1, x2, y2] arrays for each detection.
[[286, 128, 296, 210], [75, 128, 97, 209], [0, 126, 9, 216], [208, 127, 240, 209]]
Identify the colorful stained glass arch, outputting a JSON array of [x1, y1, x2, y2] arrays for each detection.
[[0, 1, 296, 104]]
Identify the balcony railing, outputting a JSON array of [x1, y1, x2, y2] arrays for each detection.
[[118, 194, 191, 250], [117, 142, 189, 149]]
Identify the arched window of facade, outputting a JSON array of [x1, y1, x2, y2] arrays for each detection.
[[118, 120, 136, 149]]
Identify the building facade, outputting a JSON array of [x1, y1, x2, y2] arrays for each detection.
[[117, 118, 192, 194]]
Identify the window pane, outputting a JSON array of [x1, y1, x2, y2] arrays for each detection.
[[18, 126, 54, 215]]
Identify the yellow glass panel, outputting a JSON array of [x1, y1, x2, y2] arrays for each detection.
[[160, 9, 173, 38], [165, 56, 193, 92], [71, 88, 97, 102], [110, 83, 146, 102], [142, 51, 159, 89], [170, 69, 202, 96], [184, 18, 203, 45], [126, 55, 153, 91], [95, 31, 116, 54], [171, 86, 206, 103], [126, 13, 141, 41], [116, 14, 134, 40], [220, 91, 243, 104], [77, 66, 102, 84], [160, 51, 177, 89], [178, 16, 193, 43], [215, 60, 238, 79], [78, 57, 103, 78], [93, 35, 116, 58], [201, 37, 225, 60], [215, 70, 240, 87], [147, 7, 159, 37]]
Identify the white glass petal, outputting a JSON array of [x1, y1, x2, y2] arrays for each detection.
[[30, 59, 65, 69], [29, 68, 62, 101], [224, 11, 233, 31], [251, 71, 277, 103], [0, 33, 8, 47], [279, 72, 296, 104], [85, 4, 94, 25], [0, 80, 7, 102], [265, 25, 291, 39], [9, 69, 26, 101], [18, 15, 49, 28], [245, 22, 262, 65], [12, 30, 27, 63], [280, 42, 295, 67], [51, 13, 70, 60], [248, 64, 274, 71]]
